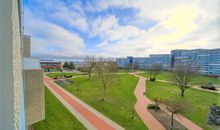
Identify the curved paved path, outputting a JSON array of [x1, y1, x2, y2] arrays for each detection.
[[156, 79, 220, 94], [44, 76, 124, 130], [133, 74, 166, 130], [132, 73, 203, 130]]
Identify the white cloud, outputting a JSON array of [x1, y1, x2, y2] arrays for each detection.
[[90, 0, 218, 21], [90, 15, 150, 57], [24, 9, 85, 57], [90, 15, 118, 38], [34, 0, 88, 32], [52, 4, 88, 32], [90, 0, 220, 57], [87, 0, 220, 56], [24, 0, 219, 57]]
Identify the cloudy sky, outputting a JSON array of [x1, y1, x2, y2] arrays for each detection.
[[23, 0, 220, 58]]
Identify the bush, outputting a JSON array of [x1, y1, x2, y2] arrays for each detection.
[[201, 82, 216, 90], [64, 75, 73, 78], [53, 75, 63, 79], [201, 86, 216, 90], [67, 75, 73, 78], [147, 104, 160, 110], [53, 76, 58, 79], [150, 78, 156, 81]]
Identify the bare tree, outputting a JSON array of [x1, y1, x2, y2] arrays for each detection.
[[133, 61, 139, 70], [94, 57, 105, 77], [84, 55, 96, 79], [162, 99, 187, 129], [148, 64, 163, 81], [124, 63, 132, 73], [108, 60, 118, 74], [170, 64, 196, 97], [94, 58, 120, 101]]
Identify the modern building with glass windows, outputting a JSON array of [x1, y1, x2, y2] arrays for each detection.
[[171, 48, 220, 76], [116, 57, 150, 69], [116, 54, 170, 70], [116, 48, 220, 76], [149, 54, 170, 69]]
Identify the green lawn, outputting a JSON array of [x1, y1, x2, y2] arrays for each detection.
[[118, 69, 145, 73], [139, 71, 220, 84], [58, 74, 148, 130], [118, 69, 134, 73], [192, 75, 220, 85], [46, 72, 80, 79], [146, 81, 220, 130], [34, 87, 85, 130], [139, 71, 171, 81]]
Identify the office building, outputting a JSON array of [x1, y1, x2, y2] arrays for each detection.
[[116, 54, 170, 70], [40, 61, 62, 71], [171, 48, 220, 76], [149, 54, 170, 69], [116, 48, 220, 76], [116, 57, 149, 69]]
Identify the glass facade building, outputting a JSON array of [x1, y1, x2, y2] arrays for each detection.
[[116, 54, 170, 70], [116, 48, 220, 76], [171, 48, 220, 76], [116, 57, 150, 69], [149, 54, 170, 69]]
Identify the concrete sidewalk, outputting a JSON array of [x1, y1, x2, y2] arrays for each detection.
[[146, 77, 220, 94], [44, 76, 124, 130]]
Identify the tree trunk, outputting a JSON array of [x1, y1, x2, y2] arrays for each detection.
[[171, 112, 174, 129], [88, 72, 91, 79], [100, 87, 106, 102], [181, 89, 185, 97]]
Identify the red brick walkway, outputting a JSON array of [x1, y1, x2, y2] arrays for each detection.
[[133, 73, 203, 130], [44, 76, 122, 130], [133, 74, 166, 130]]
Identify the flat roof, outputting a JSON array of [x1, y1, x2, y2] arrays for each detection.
[[23, 58, 41, 70], [40, 61, 61, 63]]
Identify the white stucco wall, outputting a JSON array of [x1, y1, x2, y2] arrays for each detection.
[[0, 0, 24, 130]]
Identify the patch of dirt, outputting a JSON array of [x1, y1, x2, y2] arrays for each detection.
[[55, 79, 74, 86], [148, 108, 187, 130]]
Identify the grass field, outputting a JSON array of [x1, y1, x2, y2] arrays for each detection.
[[58, 74, 148, 130], [34, 87, 85, 130], [139, 71, 220, 84], [47, 72, 80, 78], [146, 81, 220, 130]]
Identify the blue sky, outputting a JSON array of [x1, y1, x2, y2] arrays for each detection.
[[23, 0, 219, 58]]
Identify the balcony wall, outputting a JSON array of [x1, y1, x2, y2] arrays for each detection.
[[24, 69, 44, 126], [23, 57, 45, 129]]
